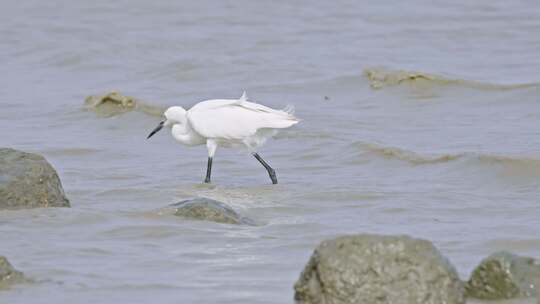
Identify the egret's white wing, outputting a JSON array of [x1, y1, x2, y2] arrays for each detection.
[[189, 99, 241, 112], [188, 91, 247, 113], [187, 99, 298, 140]]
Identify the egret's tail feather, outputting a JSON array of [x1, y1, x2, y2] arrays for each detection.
[[281, 104, 300, 125], [282, 104, 295, 115]]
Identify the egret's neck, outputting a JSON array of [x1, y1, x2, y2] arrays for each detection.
[[171, 123, 204, 146]]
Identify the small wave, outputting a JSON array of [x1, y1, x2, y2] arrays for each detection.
[[357, 142, 540, 167], [363, 67, 540, 90], [359, 142, 464, 164], [136, 101, 167, 117], [476, 154, 540, 167]]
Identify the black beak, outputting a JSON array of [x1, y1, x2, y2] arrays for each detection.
[[147, 121, 165, 139]]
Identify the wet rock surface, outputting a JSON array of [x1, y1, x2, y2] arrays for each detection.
[[0, 256, 25, 289], [294, 234, 465, 304], [172, 197, 255, 225], [84, 91, 164, 117], [0, 148, 70, 209], [465, 251, 540, 300]]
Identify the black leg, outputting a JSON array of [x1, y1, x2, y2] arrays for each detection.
[[204, 157, 212, 183], [253, 153, 278, 184]]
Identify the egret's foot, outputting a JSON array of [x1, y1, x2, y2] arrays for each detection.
[[204, 177, 211, 184], [253, 152, 278, 185], [269, 169, 278, 184]]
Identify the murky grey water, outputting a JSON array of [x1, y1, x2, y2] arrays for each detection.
[[1, 1, 540, 303]]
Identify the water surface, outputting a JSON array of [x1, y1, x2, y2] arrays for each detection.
[[1, 1, 540, 303]]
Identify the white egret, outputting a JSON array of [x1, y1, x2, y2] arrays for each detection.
[[147, 92, 299, 184]]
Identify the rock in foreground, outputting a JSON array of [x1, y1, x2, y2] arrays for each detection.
[[294, 234, 465, 304], [172, 198, 254, 225], [465, 251, 540, 299], [0, 148, 70, 209], [0, 256, 25, 289]]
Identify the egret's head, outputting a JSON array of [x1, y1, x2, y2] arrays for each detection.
[[164, 106, 187, 125], [147, 106, 187, 139]]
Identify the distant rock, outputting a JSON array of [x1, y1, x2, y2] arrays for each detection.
[[172, 197, 255, 225], [465, 251, 540, 299], [294, 234, 465, 304], [0, 148, 70, 209], [84, 91, 164, 117], [0, 256, 24, 289]]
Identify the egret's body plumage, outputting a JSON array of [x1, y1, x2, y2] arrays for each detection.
[[147, 92, 299, 184]]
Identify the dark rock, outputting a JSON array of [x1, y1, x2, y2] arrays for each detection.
[[0, 256, 24, 289], [0, 148, 70, 209], [465, 251, 540, 299], [172, 197, 254, 225], [294, 234, 465, 304]]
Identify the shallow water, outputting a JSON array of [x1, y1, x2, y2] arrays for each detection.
[[1, 1, 540, 303]]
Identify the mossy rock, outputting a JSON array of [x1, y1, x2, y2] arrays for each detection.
[[294, 234, 465, 304], [0, 148, 70, 209], [0, 256, 25, 289], [465, 251, 540, 299]]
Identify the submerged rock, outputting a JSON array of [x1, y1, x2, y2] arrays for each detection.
[[363, 67, 442, 89], [0, 148, 70, 209], [172, 197, 254, 225], [84, 91, 164, 117], [362, 67, 530, 91], [465, 251, 540, 299], [294, 234, 465, 304], [84, 91, 136, 116], [0, 256, 25, 289]]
